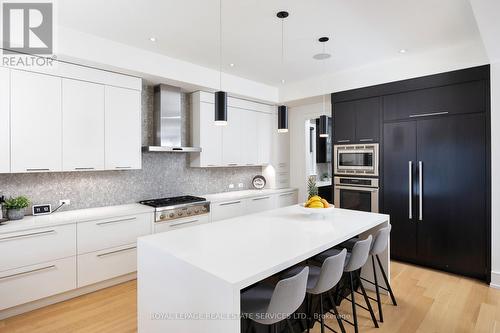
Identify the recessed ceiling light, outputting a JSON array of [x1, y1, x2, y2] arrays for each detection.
[[281, 79, 286, 84], [399, 49, 407, 54], [229, 63, 235, 67], [149, 37, 157, 42], [313, 53, 331, 60]]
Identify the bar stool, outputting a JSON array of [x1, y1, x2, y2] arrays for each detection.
[[315, 235, 378, 333], [340, 225, 397, 323], [282, 248, 347, 333], [241, 266, 309, 333]]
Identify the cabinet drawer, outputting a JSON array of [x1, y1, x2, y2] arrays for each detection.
[[77, 213, 152, 254], [211, 200, 247, 222], [0, 257, 76, 310], [277, 191, 298, 208], [247, 196, 276, 214], [383, 81, 486, 121], [0, 224, 76, 272], [154, 214, 210, 233], [78, 244, 136, 287]]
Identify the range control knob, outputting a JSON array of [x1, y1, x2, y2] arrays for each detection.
[[194, 209, 199, 214], [169, 213, 175, 218], [159, 214, 166, 220], [177, 211, 183, 217], [201, 207, 207, 212], [187, 211, 192, 215]]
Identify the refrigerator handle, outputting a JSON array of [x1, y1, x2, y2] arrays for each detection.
[[419, 161, 423, 221], [408, 161, 413, 220]]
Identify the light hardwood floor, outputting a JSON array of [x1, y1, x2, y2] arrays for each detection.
[[1, 261, 499, 333]]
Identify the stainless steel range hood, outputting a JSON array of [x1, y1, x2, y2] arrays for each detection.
[[143, 84, 202, 153]]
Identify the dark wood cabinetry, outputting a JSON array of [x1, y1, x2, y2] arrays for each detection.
[[333, 97, 380, 143], [332, 65, 491, 281]]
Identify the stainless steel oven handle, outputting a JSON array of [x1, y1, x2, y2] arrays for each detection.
[[409, 161, 413, 220], [334, 186, 379, 192], [419, 161, 423, 221]]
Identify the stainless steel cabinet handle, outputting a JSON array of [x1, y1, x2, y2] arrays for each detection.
[[170, 219, 199, 227], [115, 166, 132, 169], [0, 265, 56, 281], [97, 246, 136, 258], [359, 138, 374, 142], [26, 168, 50, 172], [96, 217, 137, 226], [279, 192, 294, 197], [227, 163, 238, 166], [419, 161, 423, 221], [408, 161, 413, 220], [253, 196, 270, 201], [409, 111, 449, 118], [219, 201, 241, 206], [337, 140, 350, 143], [74, 167, 95, 170], [0, 229, 56, 242]]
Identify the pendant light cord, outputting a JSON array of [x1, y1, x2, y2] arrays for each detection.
[[219, 0, 222, 90], [281, 16, 284, 83]]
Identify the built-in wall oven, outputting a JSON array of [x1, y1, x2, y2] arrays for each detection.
[[334, 176, 379, 213], [334, 143, 379, 176]]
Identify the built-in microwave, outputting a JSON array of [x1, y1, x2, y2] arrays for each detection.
[[334, 143, 379, 176]]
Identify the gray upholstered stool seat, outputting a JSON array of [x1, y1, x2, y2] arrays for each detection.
[[241, 266, 309, 332], [314, 249, 351, 266]]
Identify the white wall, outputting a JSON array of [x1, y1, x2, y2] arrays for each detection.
[[289, 101, 331, 201], [56, 27, 279, 103], [280, 40, 488, 103]]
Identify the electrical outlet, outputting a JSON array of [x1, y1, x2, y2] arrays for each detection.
[[228, 184, 235, 189], [238, 183, 244, 188], [59, 199, 71, 206]]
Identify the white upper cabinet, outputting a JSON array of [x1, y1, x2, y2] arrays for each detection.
[[62, 79, 105, 171], [0, 67, 9, 173], [105, 86, 142, 170], [258, 112, 272, 165], [240, 109, 259, 166], [190, 94, 223, 167], [222, 106, 244, 166], [11, 70, 62, 173]]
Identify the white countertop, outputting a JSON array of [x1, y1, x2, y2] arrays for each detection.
[[0, 204, 154, 235], [202, 188, 297, 204], [138, 205, 389, 288]]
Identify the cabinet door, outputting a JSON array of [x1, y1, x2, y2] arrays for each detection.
[[258, 112, 272, 165], [383, 121, 417, 262], [240, 110, 259, 166], [199, 102, 223, 166], [383, 81, 486, 121], [222, 107, 243, 166], [211, 200, 247, 221], [246, 195, 276, 214], [276, 191, 298, 208], [11, 70, 62, 172], [0, 67, 9, 173], [62, 79, 105, 171], [333, 102, 356, 143], [355, 97, 380, 143], [416, 114, 486, 278], [105, 86, 141, 170]]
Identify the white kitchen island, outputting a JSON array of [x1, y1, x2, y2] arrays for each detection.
[[137, 205, 390, 333]]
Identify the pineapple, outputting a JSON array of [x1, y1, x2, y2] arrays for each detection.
[[307, 176, 318, 200]]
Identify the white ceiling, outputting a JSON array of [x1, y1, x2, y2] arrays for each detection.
[[59, 0, 482, 86]]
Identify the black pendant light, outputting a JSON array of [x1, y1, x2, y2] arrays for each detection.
[[278, 105, 288, 133], [277, 11, 289, 133], [214, 0, 227, 125], [319, 115, 328, 138]]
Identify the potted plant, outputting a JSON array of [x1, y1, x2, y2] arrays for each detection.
[[4, 196, 30, 221]]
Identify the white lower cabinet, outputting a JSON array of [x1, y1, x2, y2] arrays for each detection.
[[78, 244, 137, 287], [0, 224, 76, 272], [0, 257, 76, 310], [77, 213, 152, 254], [211, 199, 248, 221], [154, 214, 210, 233], [277, 191, 299, 208], [246, 195, 276, 214]]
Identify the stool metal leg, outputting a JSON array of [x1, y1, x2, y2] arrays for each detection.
[[372, 255, 383, 322], [376, 254, 397, 306], [349, 272, 359, 333], [357, 271, 379, 328], [328, 291, 346, 333], [319, 294, 325, 333], [286, 319, 295, 333], [306, 293, 311, 333]]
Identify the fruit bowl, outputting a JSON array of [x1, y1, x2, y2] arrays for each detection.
[[298, 203, 336, 216]]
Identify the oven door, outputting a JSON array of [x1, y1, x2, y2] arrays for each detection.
[[334, 185, 379, 213]]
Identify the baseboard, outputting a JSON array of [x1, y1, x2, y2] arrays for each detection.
[[0, 272, 136, 320], [490, 271, 500, 289]]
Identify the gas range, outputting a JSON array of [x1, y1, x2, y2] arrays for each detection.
[[139, 195, 210, 222]]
